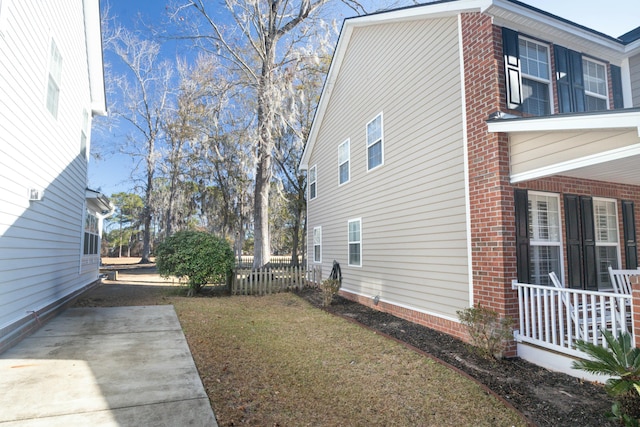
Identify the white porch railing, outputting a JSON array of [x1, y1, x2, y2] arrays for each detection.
[[512, 280, 633, 358]]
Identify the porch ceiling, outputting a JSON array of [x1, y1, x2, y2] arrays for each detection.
[[487, 110, 640, 185]]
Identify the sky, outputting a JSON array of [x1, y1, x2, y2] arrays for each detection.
[[88, 0, 640, 197]]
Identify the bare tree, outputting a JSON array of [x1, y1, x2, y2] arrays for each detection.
[[105, 22, 174, 263], [173, 0, 358, 268]]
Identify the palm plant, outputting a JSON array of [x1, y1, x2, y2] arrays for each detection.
[[572, 330, 640, 425]]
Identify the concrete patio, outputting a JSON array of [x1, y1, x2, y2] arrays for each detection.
[[0, 305, 217, 426]]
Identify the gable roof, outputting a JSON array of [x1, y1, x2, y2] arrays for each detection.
[[299, 0, 640, 170]]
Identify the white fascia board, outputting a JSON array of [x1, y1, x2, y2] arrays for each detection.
[[300, 0, 490, 171], [511, 143, 640, 183], [487, 0, 627, 63], [487, 111, 640, 136], [623, 39, 640, 56], [347, 0, 488, 26], [83, 0, 106, 116]]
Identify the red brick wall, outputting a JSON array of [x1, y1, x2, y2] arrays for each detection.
[[462, 14, 518, 328], [632, 276, 640, 348]]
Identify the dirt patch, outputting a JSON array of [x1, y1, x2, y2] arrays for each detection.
[[297, 288, 616, 427]]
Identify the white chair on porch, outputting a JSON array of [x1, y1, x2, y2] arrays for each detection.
[[607, 266, 638, 323], [548, 272, 615, 343], [549, 272, 589, 342], [607, 266, 639, 296]]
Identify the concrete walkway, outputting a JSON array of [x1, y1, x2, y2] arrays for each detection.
[[0, 305, 217, 426]]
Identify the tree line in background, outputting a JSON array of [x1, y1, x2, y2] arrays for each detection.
[[96, 0, 404, 267]]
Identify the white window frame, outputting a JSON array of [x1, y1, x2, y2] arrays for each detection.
[[338, 139, 350, 186], [46, 38, 63, 118], [348, 218, 362, 267], [83, 210, 99, 256], [528, 191, 563, 285], [308, 164, 317, 200], [582, 57, 609, 111], [313, 226, 322, 263], [518, 37, 553, 116], [366, 113, 384, 171], [593, 197, 621, 288]]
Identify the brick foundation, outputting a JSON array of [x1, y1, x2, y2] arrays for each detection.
[[339, 290, 469, 342], [632, 276, 640, 348]]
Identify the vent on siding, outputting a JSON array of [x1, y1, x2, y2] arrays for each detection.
[[28, 188, 44, 201]]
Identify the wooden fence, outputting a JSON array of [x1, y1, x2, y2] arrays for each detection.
[[232, 265, 322, 295], [235, 255, 303, 268]]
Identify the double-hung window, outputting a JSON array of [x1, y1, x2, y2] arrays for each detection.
[[47, 39, 63, 118], [338, 139, 350, 185], [313, 226, 322, 263], [366, 114, 383, 170], [593, 198, 620, 287], [308, 165, 317, 200], [583, 58, 608, 112], [348, 219, 361, 267], [528, 193, 561, 286], [84, 211, 99, 255], [519, 38, 551, 116]]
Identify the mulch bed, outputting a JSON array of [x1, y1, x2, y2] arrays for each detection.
[[296, 287, 617, 427]]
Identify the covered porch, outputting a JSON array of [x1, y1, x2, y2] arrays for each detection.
[[487, 109, 640, 372]]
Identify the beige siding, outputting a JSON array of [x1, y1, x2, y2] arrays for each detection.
[[307, 16, 468, 320], [630, 54, 640, 108], [0, 1, 98, 335], [510, 130, 640, 176]]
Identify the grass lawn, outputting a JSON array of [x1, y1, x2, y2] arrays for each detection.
[[170, 292, 526, 426]]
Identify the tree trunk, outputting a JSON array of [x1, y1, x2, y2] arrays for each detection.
[[253, 150, 271, 268], [141, 156, 153, 263], [252, 39, 276, 269], [118, 217, 123, 258]]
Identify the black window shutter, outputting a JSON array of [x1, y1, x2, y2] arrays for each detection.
[[555, 45, 572, 113], [611, 65, 624, 109], [514, 189, 530, 283], [580, 196, 598, 290], [569, 50, 585, 112], [554, 45, 585, 113], [622, 200, 637, 268], [564, 194, 583, 288], [502, 28, 522, 110]]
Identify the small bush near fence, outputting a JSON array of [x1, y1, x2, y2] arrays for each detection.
[[320, 279, 341, 307], [156, 231, 235, 297], [232, 265, 322, 295]]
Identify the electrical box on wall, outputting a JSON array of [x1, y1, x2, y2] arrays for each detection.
[[28, 188, 44, 201]]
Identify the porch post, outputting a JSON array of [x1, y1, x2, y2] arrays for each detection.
[[632, 276, 640, 349]]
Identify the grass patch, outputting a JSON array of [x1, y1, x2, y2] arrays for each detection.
[[172, 293, 526, 426]]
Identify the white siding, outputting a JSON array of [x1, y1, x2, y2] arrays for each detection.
[[630, 54, 640, 108], [0, 1, 99, 341], [307, 16, 468, 320]]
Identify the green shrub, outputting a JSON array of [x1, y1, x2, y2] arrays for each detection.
[[456, 304, 514, 360], [320, 279, 341, 307], [573, 331, 640, 425], [156, 231, 235, 296]]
